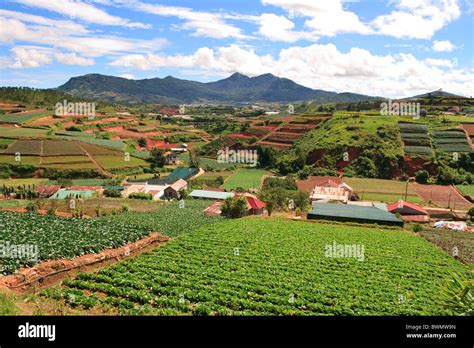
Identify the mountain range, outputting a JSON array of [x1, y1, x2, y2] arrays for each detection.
[[56, 73, 379, 104]]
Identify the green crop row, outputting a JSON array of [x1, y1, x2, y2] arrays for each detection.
[[55, 218, 470, 316]]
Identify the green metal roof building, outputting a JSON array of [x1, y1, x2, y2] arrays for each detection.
[[308, 202, 404, 227]]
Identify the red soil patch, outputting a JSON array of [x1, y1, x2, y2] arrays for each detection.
[[27, 116, 58, 126], [412, 183, 472, 210], [404, 155, 438, 176], [256, 141, 292, 148], [461, 124, 474, 137]]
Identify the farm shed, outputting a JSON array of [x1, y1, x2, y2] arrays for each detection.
[[35, 185, 61, 198], [239, 193, 266, 215], [387, 200, 429, 223], [347, 201, 388, 211], [49, 189, 96, 199], [297, 176, 343, 193], [190, 190, 234, 200], [163, 179, 188, 200], [308, 202, 404, 227], [122, 184, 167, 201]]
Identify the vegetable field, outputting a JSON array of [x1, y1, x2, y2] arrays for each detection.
[[54, 219, 469, 315], [222, 168, 268, 190], [0, 200, 219, 274]]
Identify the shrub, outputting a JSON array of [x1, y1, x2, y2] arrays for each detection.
[[415, 170, 429, 184], [221, 196, 248, 219], [104, 188, 122, 198], [412, 223, 423, 233], [128, 193, 152, 200]]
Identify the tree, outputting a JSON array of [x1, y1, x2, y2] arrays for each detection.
[[415, 170, 429, 184], [138, 137, 148, 148], [147, 149, 166, 170], [188, 149, 201, 169], [294, 191, 309, 212], [221, 196, 248, 219]]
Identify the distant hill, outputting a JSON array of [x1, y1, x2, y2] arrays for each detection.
[[409, 90, 464, 99], [56, 73, 376, 104]]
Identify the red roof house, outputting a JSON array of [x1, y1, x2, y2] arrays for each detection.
[[36, 185, 61, 198], [387, 200, 429, 223]]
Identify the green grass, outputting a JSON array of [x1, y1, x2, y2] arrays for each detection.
[[55, 218, 470, 315], [222, 168, 269, 190], [0, 155, 40, 166], [94, 155, 147, 169], [47, 178, 110, 186], [42, 156, 92, 164], [0, 126, 49, 138], [0, 110, 51, 124], [179, 153, 236, 170], [357, 192, 424, 204], [0, 290, 19, 315], [0, 178, 47, 187], [456, 185, 474, 197], [343, 178, 419, 196]]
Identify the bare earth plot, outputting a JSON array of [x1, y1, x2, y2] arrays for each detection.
[[412, 183, 473, 210]]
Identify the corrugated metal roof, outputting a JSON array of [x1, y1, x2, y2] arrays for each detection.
[[308, 202, 403, 225], [49, 189, 96, 199], [190, 190, 234, 200]]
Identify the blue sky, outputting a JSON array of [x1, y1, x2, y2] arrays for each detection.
[[0, 0, 473, 97]]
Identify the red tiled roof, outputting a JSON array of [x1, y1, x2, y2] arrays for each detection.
[[297, 176, 343, 193], [387, 200, 428, 215], [36, 185, 61, 197], [169, 179, 187, 191]]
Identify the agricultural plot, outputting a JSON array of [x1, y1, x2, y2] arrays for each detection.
[[179, 153, 236, 170], [95, 155, 147, 169], [342, 178, 423, 203], [42, 156, 92, 165], [456, 185, 474, 200], [412, 183, 472, 209], [432, 129, 472, 153], [0, 211, 151, 275], [42, 140, 85, 156], [55, 219, 470, 315], [0, 126, 49, 138], [399, 123, 432, 156], [0, 178, 47, 187], [0, 110, 51, 124], [2, 140, 42, 155], [0, 155, 40, 166], [57, 136, 126, 152], [419, 229, 473, 268], [222, 168, 268, 190]]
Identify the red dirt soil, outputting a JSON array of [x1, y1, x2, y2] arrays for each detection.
[[412, 183, 473, 210]]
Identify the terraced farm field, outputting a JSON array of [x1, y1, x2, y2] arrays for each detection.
[[54, 219, 469, 315], [0, 110, 51, 124]]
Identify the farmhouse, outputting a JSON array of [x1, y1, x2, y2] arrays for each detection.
[[163, 179, 187, 200], [238, 193, 266, 215], [122, 184, 168, 201], [308, 202, 404, 227], [387, 200, 429, 223], [308, 179, 354, 203]]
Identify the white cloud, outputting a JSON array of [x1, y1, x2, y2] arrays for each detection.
[[55, 52, 94, 66], [12, 0, 150, 28], [258, 13, 319, 42], [9, 47, 52, 68], [110, 43, 474, 98], [125, 2, 248, 39], [0, 12, 167, 58], [262, 0, 372, 36], [371, 0, 461, 39], [433, 40, 455, 52]]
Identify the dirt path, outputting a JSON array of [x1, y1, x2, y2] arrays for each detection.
[[79, 144, 112, 178]]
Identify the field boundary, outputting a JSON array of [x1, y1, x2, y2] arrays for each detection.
[[0, 232, 170, 294]]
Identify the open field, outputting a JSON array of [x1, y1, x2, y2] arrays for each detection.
[[51, 218, 469, 315], [0, 155, 40, 166], [412, 183, 473, 209], [356, 192, 424, 204], [0, 178, 47, 187], [0, 126, 49, 138], [95, 155, 147, 169], [0, 110, 51, 124], [222, 168, 268, 190], [419, 229, 473, 268]]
